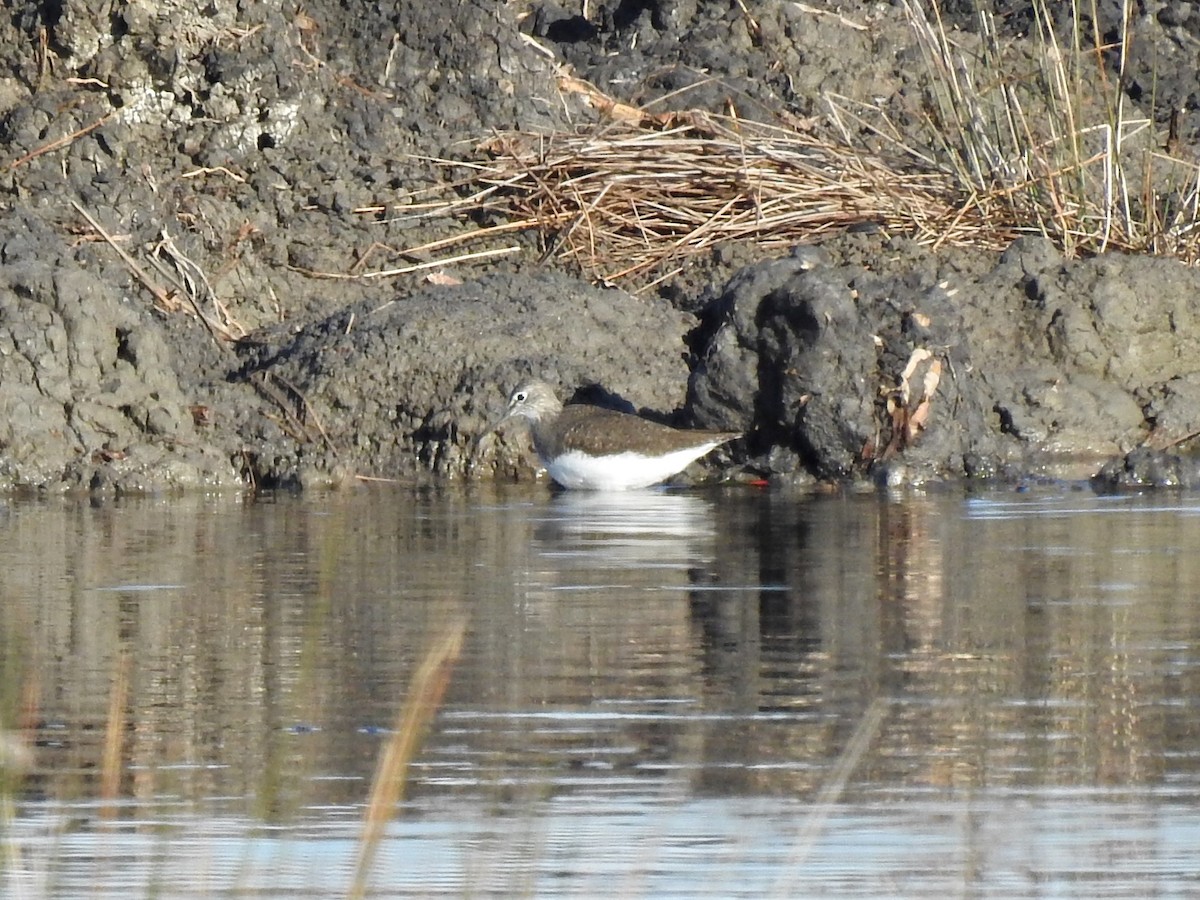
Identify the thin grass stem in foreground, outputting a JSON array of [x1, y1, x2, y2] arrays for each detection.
[[347, 619, 466, 900]]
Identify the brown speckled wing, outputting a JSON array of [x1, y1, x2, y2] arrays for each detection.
[[533, 405, 739, 459]]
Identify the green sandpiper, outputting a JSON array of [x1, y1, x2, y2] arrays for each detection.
[[489, 379, 740, 490]]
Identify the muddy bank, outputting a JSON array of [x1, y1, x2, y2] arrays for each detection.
[[1, 1, 1198, 492], [691, 236, 1200, 487]]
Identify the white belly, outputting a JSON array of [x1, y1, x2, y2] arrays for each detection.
[[544, 444, 725, 490]]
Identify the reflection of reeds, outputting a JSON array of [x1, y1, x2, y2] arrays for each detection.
[[348, 619, 466, 900], [1, 673, 49, 892], [1, 675, 37, 885]]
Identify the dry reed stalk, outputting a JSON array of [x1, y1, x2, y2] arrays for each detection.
[[894, 0, 1200, 262], [292, 244, 520, 280], [18, 669, 40, 747], [147, 231, 247, 342], [99, 651, 131, 821], [348, 619, 466, 900]]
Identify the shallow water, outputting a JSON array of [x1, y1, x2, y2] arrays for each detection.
[[3, 484, 1200, 897]]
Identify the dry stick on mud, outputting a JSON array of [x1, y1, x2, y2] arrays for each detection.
[[7, 111, 116, 170], [72, 202, 244, 344], [147, 233, 246, 342], [249, 371, 340, 458], [290, 244, 521, 280], [70, 201, 183, 315]]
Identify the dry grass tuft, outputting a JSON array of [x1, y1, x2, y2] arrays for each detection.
[[383, 0, 1200, 288], [394, 111, 1014, 290], [890, 0, 1200, 262]]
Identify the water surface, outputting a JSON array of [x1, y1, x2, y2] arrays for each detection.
[[3, 484, 1199, 897]]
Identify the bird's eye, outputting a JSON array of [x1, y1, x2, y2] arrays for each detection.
[[515, 391, 527, 403]]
